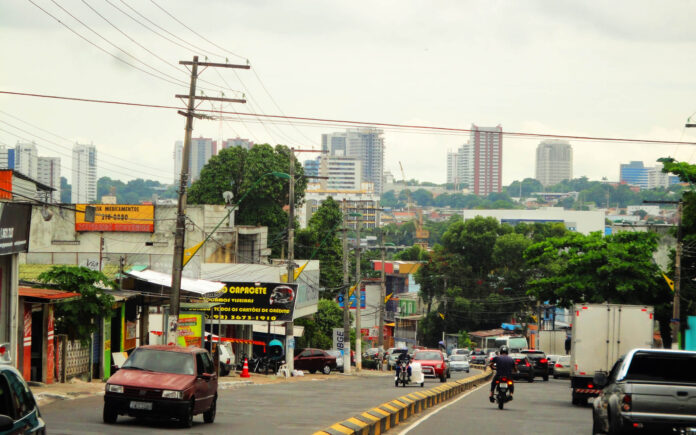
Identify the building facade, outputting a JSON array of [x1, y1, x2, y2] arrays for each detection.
[[301, 188, 380, 230], [620, 161, 649, 189], [322, 128, 385, 194], [71, 143, 97, 204], [37, 157, 61, 202], [462, 207, 605, 235], [174, 137, 217, 185], [14, 142, 39, 180], [0, 146, 15, 170], [469, 125, 502, 196], [535, 140, 572, 186], [221, 137, 254, 150]]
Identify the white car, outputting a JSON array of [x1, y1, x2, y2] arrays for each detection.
[[218, 342, 235, 376], [448, 354, 470, 372]]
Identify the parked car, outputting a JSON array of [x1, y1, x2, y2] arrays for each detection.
[[469, 349, 487, 365], [521, 349, 550, 381], [546, 354, 560, 375], [509, 353, 535, 382], [448, 354, 470, 372], [0, 344, 46, 434], [412, 349, 449, 382], [294, 348, 336, 374], [103, 345, 218, 428], [325, 350, 344, 373], [385, 348, 409, 370], [218, 342, 235, 376], [363, 347, 383, 361], [553, 355, 571, 378]]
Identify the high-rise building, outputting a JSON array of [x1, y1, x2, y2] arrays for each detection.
[[37, 156, 61, 202], [0, 146, 15, 169], [221, 137, 254, 150], [72, 143, 97, 204], [446, 146, 474, 189], [303, 158, 320, 179], [173, 137, 217, 184], [322, 128, 385, 194], [14, 142, 39, 179], [620, 161, 649, 189], [535, 140, 573, 186], [469, 125, 502, 196]]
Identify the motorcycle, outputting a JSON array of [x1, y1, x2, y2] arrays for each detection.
[[395, 360, 425, 387], [395, 360, 410, 387], [495, 376, 514, 409]]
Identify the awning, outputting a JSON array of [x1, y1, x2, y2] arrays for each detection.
[[19, 287, 80, 304], [126, 269, 225, 296]]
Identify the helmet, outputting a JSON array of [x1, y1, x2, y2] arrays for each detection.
[[499, 346, 509, 355]]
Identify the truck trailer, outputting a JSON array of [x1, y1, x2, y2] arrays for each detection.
[[570, 303, 654, 405]]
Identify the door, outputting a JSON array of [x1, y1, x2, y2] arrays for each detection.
[[295, 350, 312, 370], [194, 353, 212, 413], [312, 350, 325, 371]]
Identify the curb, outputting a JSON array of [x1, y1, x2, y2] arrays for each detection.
[[312, 365, 492, 435]]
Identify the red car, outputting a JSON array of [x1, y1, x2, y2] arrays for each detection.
[[412, 349, 450, 383], [294, 348, 337, 374], [103, 345, 218, 428]]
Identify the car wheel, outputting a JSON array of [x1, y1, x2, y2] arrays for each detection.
[[466, 369, 470, 373], [180, 398, 195, 428], [446, 370, 451, 379], [592, 410, 604, 434], [440, 374, 446, 383], [322, 364, 331, 375], [543, 375, 549, 381], [554, 374, 559, 379], [203, 396, 216, 423], [309, 369, 317, 374], [103, 405, 117, 424], [528, 376, 534, 383]]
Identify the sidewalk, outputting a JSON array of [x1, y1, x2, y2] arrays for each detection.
[[31, 369, 392, 406]]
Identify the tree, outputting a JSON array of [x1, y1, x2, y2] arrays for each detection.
[[188, 144, 306, 255], [38, 266, 115, 342], [295, 300, 345, 349]]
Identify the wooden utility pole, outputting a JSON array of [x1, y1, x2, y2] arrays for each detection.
[[378, 229, 386, 349], [286, 148, 296, 372], [355, 219, 362, 371], [673, 201, 683, 349], [342, 200, 351, 374], [168, 56, 249, 346]]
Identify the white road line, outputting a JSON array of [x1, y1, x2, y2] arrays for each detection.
[[397, 382, 488, 435]]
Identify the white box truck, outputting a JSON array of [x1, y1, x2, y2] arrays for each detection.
[[570, 303, 654, 406], [538, 330, 567, 356]]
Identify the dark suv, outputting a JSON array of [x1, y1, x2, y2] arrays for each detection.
[[520, 350, 549, 381], [469, 349, 487, 365], [104, 345, 218, 427], [509, 353, 535, 382]]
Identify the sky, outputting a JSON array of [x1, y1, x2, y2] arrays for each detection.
[[1, 0, 696, 187]]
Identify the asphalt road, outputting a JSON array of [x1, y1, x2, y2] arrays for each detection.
[[392, 377, 593, 435], [41, 370, 478, 434]]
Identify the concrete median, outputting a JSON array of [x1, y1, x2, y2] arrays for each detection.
[[312, 366, 492, 435]]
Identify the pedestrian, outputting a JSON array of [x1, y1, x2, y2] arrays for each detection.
[[565, 335, 571, 355], [205, 334, 213, 354]]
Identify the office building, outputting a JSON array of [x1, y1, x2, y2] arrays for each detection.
[[535, 140, 573, 186], [72, 143, 97, 204], [303, 158, 320, 179], [311, 155, 362, 191], [322, 128, 385, 194], [173, 137, 217, 184], [620, 161, 649, 189], [37, 157, 61, 202], [14, 142, 39, 179], [221, 137, 254, 150], [0, 146, 15, 169]]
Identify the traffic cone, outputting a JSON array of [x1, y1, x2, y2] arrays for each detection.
[[240, 358, 250, 378]]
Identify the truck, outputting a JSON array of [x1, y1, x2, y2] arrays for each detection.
[[537, 330, 567, 356], [592, 349, 696, 433], [570, 303, 654, 406]]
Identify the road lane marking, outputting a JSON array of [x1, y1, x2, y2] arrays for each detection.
[[396, 381, 488, 435]]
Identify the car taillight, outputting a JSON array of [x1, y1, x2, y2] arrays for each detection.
[[0, 345, 5, 356], [587, 383, 594, 389], [622, 394, 632, 411], [555, 363, 563, 368], [226, 358, 230, 364], [525, 361, 530, 367], [540, 358, 548, 364], [515, 359, 521, 363]]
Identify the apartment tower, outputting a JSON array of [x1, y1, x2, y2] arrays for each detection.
[[72, 143, 97, 203], [535, 140, 573, 186]]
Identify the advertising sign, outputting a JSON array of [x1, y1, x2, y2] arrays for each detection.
[[193, 282, 298, 322], [337, 289, 366, 309], [75, 204, 154, 232], [176, 313, 203, 348], [0, 203, 30, 255], [333, 328, 345, 352]]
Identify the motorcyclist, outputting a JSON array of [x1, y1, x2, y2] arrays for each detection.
[[395, 351, 412, 381], [489, 346, 516, 402]]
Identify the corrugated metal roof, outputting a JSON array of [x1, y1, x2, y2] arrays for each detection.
[[18, 287, 80, 301], [126, 269, 225, 296]]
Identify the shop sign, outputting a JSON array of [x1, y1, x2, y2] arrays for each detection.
[[0, 203, 31, 255], [193, 282, 298, 322], [75, 204, 154, 232]]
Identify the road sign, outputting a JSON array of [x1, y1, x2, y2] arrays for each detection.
[[333, 328, 345, 351]]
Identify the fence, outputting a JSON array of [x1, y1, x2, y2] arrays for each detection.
[[58, 337, 91, 381]]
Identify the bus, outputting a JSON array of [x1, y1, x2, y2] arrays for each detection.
[[493, 335, 528, 352]]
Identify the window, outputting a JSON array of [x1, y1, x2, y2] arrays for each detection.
[[313, 350, 325, 357], [0, 374, 14, 419], [200, 352, 214, 374], [4, 371, 33, 419], [300, 350, 312, 358], [196, 353, 206, 376]]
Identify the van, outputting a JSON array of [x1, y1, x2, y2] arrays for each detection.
[[494, 336, 528, 352]]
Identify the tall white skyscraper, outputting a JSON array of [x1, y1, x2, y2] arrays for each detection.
[[322, 128, 384, 194], [14, 142, 39, 179], [72, 143, 97, 203], [173, 137, 217, 185], [37, 156, 61, 202], [535, 140, 573, 187]]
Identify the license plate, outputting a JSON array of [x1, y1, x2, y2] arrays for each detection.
[[499, 384, 508, 390], [130, 401, 152, 410]]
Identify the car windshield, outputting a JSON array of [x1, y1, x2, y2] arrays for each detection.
[[326, 350, 341, 357], [414, 352, 441, 360], [450, 355, 468, 361], [558, 356, 570, 363], [122, 348, 195, 375]]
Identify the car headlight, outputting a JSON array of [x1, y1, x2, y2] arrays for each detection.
[[106, 384, 123, 393], [162, 390, 183, 399]]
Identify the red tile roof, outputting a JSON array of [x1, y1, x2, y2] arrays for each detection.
[[19, 287, 80, 301]]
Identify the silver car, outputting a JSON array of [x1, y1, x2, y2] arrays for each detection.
[[326, 350, 344, 373], [448, 354, 470, 372], [553, 355, 571, 378]]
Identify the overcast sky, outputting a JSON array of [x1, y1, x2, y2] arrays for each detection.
[[1, 0, 695, 187]]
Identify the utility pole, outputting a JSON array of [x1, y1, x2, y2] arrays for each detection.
[[342, 200, 351, 374], [673, 201, 683, 349], [286, 148, 296, 372], [354, 219, 362, 371], [378, 229, 386, 350], [168, 56, 249, 346]]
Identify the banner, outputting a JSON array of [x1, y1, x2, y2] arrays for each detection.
[[337, 289, 366, 309], [75, 204, 154, 232], [176, 313, 203, 348], [192, 282, 298, 322], [0, 203, 31, 254]]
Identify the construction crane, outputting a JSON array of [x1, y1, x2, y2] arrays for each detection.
[[398, 162, 429, 249]]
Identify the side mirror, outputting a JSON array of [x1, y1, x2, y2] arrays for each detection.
[[200, 372, 213, 381], [593, 372, 608, 388], [0, 415, 13, 431]]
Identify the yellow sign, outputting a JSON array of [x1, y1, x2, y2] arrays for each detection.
[[176, 314, 204, 347], [75, 204, 154, 232], [662, 273, 675, 291]]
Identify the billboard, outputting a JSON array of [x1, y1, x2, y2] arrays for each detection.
[[193, 282, 298, 322], [0, 203, 31, 254], [75, 204, 154, 232], [337, 289, 366, 309]]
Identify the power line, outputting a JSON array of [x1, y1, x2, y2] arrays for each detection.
[[3, 90, 696, 147]]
